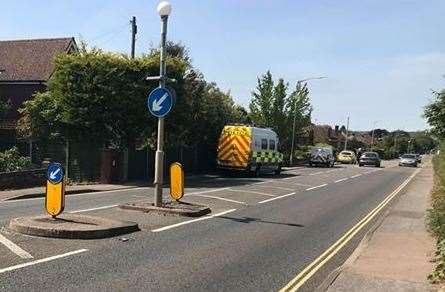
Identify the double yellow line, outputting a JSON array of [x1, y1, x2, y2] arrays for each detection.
[[280, 168, 421, 291]]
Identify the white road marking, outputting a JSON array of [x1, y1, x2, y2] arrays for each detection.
[[260, 185, 294, 192], [325, 169, 337, 173], [258, 192, 296, 204], [350, 174, 362, 178], [185, 188, 230, 196], [253, 180, 272, 185], [0, 249, 88, 274], [309, 171, 324, 176], [228, 189, 276, 197], [70, 204, 118, 213], [306, 184, 328, 191], [151, 209, 237, 232], [187, 194, 248, 205], [0, 234, 33, 259], [334, 178, 349, 183]]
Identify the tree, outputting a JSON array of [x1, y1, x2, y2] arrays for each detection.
[[425, 89, 445, 139], [272, 78, 288, 139], [249, 71, 274, 127]]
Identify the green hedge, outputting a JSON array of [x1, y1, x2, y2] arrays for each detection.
[[428, 142, 445, 283]]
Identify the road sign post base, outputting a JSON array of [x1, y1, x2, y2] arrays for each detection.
[[119, 200, 211, 217]]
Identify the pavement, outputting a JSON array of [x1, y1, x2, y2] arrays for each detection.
[[0, 159, 429, 291], [326, 159, 437, 292]]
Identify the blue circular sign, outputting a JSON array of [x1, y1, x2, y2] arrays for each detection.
[[147, 87, 173, 118], [47, 163, 64, 184]]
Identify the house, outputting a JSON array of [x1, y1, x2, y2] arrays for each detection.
[[0, 37, 76, 149]]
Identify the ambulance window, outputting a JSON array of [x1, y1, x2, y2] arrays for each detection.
[[269, 140, 275, 150], [255, 140, 260, 148], [261, 139, 268, 150]]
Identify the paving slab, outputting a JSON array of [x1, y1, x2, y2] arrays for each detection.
[[8, 213, 139, 239]]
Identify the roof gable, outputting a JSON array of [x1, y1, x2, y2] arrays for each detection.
[[0, 37, 75, 82]]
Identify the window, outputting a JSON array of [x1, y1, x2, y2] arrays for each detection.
[[261, 139, 268, 150], [269, 139, 275, 150]]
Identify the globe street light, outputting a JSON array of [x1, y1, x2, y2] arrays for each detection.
[[289, 76, 327, 165]]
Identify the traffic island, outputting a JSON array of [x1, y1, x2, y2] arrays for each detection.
[[119, 200, 211, 217], [8, 214, 139, 239]]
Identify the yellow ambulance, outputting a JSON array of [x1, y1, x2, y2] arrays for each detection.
[[216, 125, 284, 176]]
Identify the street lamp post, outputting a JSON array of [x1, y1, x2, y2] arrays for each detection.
[[289, 76, 326, 165], [153, 1, 172, 207]]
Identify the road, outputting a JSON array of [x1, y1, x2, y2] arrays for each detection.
[[0, 161, 420, 291]]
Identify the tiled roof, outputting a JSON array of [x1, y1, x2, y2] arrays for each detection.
[[0, 37, 75, 82]]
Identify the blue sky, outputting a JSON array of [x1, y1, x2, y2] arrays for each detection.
[[2, 0, 444, 131]]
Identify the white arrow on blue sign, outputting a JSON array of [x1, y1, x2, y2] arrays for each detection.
[[147, 87, 173, 118], [47, 163, 64, 184]]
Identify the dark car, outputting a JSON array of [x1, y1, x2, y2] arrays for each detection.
[[358, 151, 381, 167]]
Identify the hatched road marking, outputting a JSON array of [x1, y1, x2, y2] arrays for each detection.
[[228, 189, 276, 197], [187, 194, 248, 205], [306, 184, 328, 191], [152, 209, 237, 232], [334, 178, 349, 183], [70, 204, 118, 213], [0, 233, 33, 259], [258, 192, 296, 204]]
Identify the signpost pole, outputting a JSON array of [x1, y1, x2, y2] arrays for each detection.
[[154, 14, 169, 207]]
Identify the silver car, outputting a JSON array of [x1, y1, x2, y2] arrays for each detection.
[[399, 154, 418, 167]]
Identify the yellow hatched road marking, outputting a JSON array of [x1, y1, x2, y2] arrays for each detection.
[[280, 168, 421, 291]]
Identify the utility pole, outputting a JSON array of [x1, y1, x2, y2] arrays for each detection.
[[344, 116, 350, 151], [130, 16, 137, 59]]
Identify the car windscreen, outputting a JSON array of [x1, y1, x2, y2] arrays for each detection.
[[401, 154, 416, 159], [340, 152, 352, 156], [362, 153, 377, 158]]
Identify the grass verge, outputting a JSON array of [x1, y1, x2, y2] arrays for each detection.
[[428, 142, 445, 283]]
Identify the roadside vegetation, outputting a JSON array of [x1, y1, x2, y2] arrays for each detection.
[[425, 89, 445, 283], [0, 147, 32, 172]]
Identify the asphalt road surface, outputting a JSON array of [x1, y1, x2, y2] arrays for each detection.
[[0, 160, 420, 291]]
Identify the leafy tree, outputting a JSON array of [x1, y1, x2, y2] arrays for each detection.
[[425, 89, 445, 139], [0, 147, 31, 172], [249, 71, 274, 127]]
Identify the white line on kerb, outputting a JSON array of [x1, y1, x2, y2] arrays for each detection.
[[334, 178, 348, 183], [70, 204, 118, 213], [151, 209, 237, 232], [187, 194, 247, 205], [350, 174, 362, 178], [0, 234, 33, 259], [306, 184, 328, 191], [228, 189, 276, 197], [258, 192, 296, 204], [0, 249, 88, 274]]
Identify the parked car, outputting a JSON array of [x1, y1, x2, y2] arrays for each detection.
[[309, 147, 335, 167], [337, 150, 357, 164], [414, 154, 422, 163], [358, 152, 381, 167], [399, 154, 418, 167]]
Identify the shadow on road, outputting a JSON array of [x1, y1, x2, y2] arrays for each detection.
[[219, 216, 304, 228]]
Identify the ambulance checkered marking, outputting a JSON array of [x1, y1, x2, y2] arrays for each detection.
[[252, 151, 284, 164]]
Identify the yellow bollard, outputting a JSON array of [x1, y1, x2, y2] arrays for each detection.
[[170, 163, 184, 201]]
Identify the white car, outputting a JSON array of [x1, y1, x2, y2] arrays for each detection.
[[399, 154, 418, 167]]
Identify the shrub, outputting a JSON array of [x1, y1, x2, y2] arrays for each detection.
[[0, 147, 32, 172]]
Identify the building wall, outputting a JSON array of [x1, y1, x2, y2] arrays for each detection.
[[0, 82, 46, 121]]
